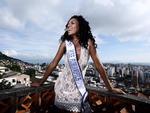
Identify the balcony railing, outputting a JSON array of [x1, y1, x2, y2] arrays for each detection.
[[0, 82, 150, 113]]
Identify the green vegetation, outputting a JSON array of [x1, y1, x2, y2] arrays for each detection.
[[6, 64, 21, 72], [24, 68, 36, 77]]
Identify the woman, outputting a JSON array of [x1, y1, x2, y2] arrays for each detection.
[[32, 15, 124, 113]]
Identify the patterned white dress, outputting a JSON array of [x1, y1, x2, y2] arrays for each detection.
[[54, 45, 89, 112]]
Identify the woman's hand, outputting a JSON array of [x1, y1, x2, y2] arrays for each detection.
[[31, 82, 41, 87], [111, 88, 126, 94]]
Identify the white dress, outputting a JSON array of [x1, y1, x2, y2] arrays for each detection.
[[54, 45, 89, 112]]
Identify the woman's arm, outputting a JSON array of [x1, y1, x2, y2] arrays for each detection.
[[88, 40, 113, 91], [88, 39, 125, 94], [32, 41, 66, 86]]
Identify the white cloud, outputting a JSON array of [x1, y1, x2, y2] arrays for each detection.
[[2, 49, 52, 60], [3, 49, 18, 56], [95, 37, 106, 47], [93, 0, 114, 7], [1, 0, 150, 63], [1, 0, 150, 41], [79, 0, 150, 44], [0, 7, 23, 30], [0, 0, 65, 32]]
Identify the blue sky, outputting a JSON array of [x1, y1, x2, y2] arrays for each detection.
[[0, 0, 150, 64]]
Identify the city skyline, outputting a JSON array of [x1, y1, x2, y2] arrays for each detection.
[[0, 0, 150, 64]]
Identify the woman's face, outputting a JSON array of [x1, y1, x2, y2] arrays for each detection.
[[67, 18, 79, 36]]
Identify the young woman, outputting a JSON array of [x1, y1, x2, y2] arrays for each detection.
[[32, 15, 124, 113]]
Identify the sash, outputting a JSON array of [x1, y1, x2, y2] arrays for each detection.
[[66, 40, 92, 113]]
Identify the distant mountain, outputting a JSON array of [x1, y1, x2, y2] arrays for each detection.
[[0, 52, 33, 65]]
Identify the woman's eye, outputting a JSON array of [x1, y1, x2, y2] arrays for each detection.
[[71, 21, 75, 24], [67, 21, 75, 27]]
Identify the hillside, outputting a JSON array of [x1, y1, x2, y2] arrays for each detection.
[[0, 52, 33, 66]]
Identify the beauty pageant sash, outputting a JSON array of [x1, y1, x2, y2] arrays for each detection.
[[66, 40, 92, 113], [65, 40, 88, 102]]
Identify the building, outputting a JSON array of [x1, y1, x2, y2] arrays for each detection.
[[0, 66, 9, 75], [0, 74, 30, 87]]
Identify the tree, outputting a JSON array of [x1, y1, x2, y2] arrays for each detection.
[[24, 68, 35, 78], [11, 64, 21, 72], [6, 64, 21, 72]]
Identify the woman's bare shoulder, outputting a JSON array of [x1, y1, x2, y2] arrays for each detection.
[[59, 41, 66, 48], [88, 38, 95, 48]]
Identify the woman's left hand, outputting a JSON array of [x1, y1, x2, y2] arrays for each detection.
[[111, 88, 126, 94]]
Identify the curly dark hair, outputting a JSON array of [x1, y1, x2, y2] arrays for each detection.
[[60, 15, 97, 48]]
